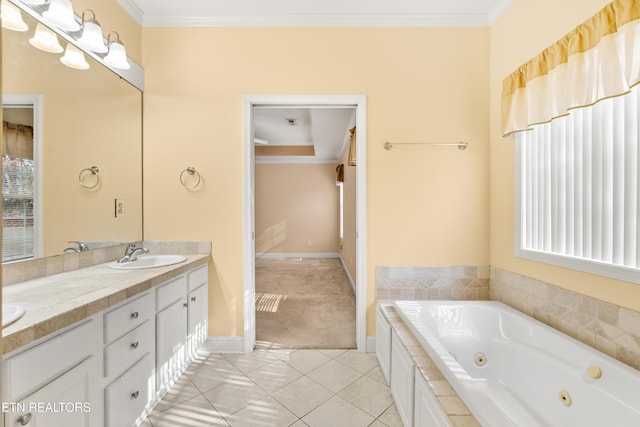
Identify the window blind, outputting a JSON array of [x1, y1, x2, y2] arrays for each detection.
[[2, 155, 35, 261], [517, 85, 640, 282]]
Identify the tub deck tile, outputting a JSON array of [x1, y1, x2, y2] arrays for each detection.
[[378, 304, 481, 427]]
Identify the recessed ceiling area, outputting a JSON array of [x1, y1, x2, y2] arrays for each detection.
[[117, 0, 512, 27], [254, 107, 355, 164]]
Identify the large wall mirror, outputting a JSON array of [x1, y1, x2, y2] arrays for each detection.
[[2, 10, 142, 262]]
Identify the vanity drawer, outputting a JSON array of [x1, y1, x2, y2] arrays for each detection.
[[156, 275, 187, 311], [105, 353, 154, 427], [104, 320, 153, 379], [104, 292, 153, 344], [3, 319, 97, 401], [187, 265, 208, 292]]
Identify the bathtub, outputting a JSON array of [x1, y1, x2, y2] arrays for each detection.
[[393, 300, 640, 427]]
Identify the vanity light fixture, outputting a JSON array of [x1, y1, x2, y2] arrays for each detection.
[[77, 9, 107, 53], [42, 0, 80, 32], [60, 43, 89, 69], [104, 31, 130, 70], [1, 0, 28, 31], [29, 22, 63, 53]]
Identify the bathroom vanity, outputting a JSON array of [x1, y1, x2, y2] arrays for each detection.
[[1, 254, 209, 427]]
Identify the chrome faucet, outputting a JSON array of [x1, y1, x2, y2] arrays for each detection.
[[118, 242, 149, 263], [64, 241, 89, 253]]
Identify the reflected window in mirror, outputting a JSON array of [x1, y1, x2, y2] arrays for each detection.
[[2, 102, 41, 262]]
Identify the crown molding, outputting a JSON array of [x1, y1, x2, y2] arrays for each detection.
[[488, 0, 513, 24], [255, 156, 339, 164], [116, 0, 145, 26], [140, 13, 492, 28]]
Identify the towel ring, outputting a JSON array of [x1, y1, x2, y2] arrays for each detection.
[[180, 166, 201, 189], [79, 166, 100, 189]]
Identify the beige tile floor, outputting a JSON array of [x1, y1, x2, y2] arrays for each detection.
[[142, 349, 403, 427]]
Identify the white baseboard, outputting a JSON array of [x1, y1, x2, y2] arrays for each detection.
[[366, 336, 376, 353], [256, 252, 340, 259], [199, 336, 245, 354], [339, 255, 356, 295]]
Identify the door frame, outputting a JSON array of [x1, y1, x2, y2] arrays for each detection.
[[243, 94, 367, 352]]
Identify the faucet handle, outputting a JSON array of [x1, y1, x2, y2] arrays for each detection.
[[68, 241, 89, 251]]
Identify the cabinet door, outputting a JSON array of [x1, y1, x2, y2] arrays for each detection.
[[105, 353, 154, 427], [391, 329, 415, 427], [376, 306, 391, 385], [187, 283, 208, 358], [414, 369, 450, 427], [5, 357, 96, 427], [156, 297, 187, 393]]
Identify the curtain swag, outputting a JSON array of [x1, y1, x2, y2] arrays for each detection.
[[348, 127, 357, 166], [501, 0, 640, 136], [336, 163, 344, 183]]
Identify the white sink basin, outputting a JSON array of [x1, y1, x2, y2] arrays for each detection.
[[2, 303, 25, 328], [108, 255, 187, 270]]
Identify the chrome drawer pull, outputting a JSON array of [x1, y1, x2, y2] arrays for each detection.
[[130, 312, 139, 320], [191, 296, 197, 302], [130, 341, 139, 350], [131, 391, 140, 399], [17, 413, 32, 425]]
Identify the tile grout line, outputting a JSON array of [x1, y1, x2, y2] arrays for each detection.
[[146, 349, 397, 427]]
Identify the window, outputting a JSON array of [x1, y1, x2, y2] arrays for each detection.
[[516, 85, 640, 284], [2, 97, 41, 262]]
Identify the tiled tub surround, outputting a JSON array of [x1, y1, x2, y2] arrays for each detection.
[[2, 241, 211, 355], [376, 265, 490, 301], [491, 267, 640, 372], [378, 304, 481, 427]]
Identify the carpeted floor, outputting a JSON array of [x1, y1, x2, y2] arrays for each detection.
[[255, 258, 356, 349]]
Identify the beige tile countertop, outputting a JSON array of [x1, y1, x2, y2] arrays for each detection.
[[2, 254, 210, 355]]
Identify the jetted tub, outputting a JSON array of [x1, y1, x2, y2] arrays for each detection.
[[393, 300, 640, 427]]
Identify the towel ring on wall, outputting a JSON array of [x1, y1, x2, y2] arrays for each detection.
[[79, 166, 100, 189], [180, 166, 201, 189]]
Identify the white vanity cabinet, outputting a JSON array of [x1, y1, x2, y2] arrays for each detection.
[[390, 328, 415, 427], [102, 293, 155, 427], [376, 305, 391, 385], [2, 319, 99, 427], [156, 275, 189, 393], [186, 266, 208, 356], [156, 265, 208, 394]]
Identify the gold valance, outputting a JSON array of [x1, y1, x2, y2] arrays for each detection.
[[502, 0, 640, 136], [336, 163, 344, 183], [347, 127, 356, 166]]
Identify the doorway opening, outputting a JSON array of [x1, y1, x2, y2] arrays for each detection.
[[243, 95, 367, 353]]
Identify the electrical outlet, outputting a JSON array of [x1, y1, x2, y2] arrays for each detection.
[[115, 199, 125, 218], [307, 240, 312, 247]]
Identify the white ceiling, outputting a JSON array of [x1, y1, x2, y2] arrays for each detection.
[[117, 0, 512, 27], [254, 107, 355, 164]]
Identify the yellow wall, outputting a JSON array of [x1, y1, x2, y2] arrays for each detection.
[[255, 163, 339, 254], [489, 0, 640, 311], [142, 27, 490, 336]]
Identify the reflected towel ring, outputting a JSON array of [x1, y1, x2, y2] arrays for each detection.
[[79, 166, 100, 189], [180, 166, 201, 189]]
